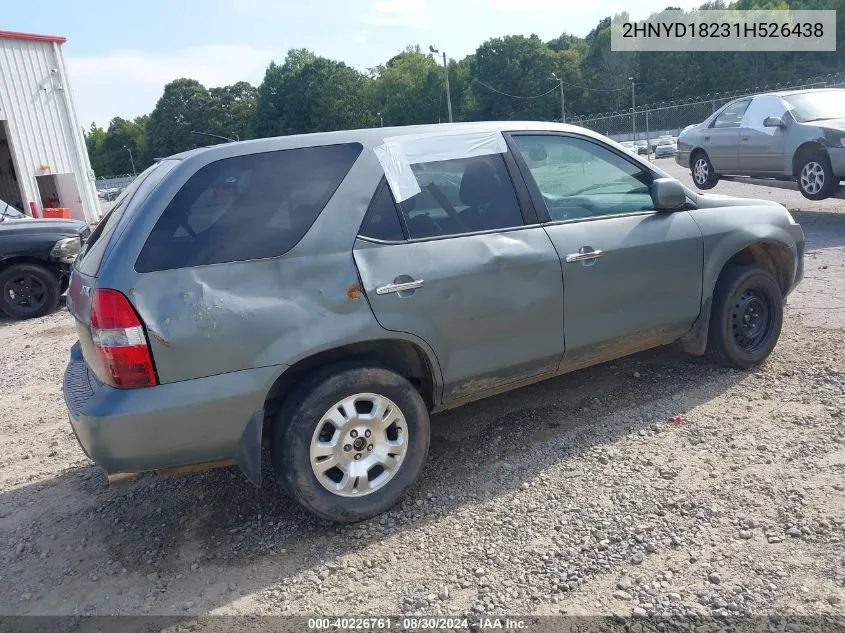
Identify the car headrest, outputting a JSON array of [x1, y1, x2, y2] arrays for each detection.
[[459, 160, 502, 207]]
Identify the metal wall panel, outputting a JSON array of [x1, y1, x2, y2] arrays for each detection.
[[0, 36, 99, 222]]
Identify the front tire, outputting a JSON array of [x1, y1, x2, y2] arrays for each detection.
[[797, 152, 837, 200], [706, 266, 783, 369], [0, 263, 61, 320], [271, 366, 430, 523], [691, 151, 719, 190]]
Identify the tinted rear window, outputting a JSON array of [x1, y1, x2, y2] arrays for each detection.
[[75, 160, 178, 277], [135, 143, 362, 272]]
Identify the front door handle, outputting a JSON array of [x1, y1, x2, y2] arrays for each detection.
[[704, 136, 711, 141], [376, 279, 424, 295], [565, 249, 603, 263], [741, 136, 749, 141]]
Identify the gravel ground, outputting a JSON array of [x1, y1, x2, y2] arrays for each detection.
[[1, 160, 844, 627]]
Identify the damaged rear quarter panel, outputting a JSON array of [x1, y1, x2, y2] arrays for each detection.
[[98, 138, 425, 385]]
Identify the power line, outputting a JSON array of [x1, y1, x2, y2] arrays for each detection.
[[472, 77, 626, 100], [558, 79, 626, 92], [472, 79, 559, 99]]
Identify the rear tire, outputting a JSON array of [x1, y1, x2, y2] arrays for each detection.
[[0, 263, 61, 320], [797, 151, 837, 200], [271, 366, 430, 523], [706, 266, 783, 369], [691, 151, 719, 190]]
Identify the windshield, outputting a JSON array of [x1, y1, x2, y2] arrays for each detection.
[[0, 199, 26, 221], [783, 91, 845, 123]]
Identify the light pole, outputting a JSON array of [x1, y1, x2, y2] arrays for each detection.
[[377, 112, 383, 127], [628, 76, 636, 142], [429, 45, 453, 123], [551, 72, 565, 123], [123, 145, 136, 176]]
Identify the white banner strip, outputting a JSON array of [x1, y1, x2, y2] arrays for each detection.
[[374, 130, 508, 203]]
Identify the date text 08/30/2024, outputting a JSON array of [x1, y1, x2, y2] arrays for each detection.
[[308, 617, 528, 630]]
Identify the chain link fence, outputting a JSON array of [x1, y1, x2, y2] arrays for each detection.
[[568, 72, 845, 144], [95, 174, 136, 200]]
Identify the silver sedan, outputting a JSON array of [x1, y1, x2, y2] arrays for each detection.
[[677, 88, 845, 200]]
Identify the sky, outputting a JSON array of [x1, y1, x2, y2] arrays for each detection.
[[5, 0, 701, 128]]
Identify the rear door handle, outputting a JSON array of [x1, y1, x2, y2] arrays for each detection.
[[704, 136, 710, 141], [741, 136, 749, 141], [565, 249, 603, 263], [376, 279, 424, 295]]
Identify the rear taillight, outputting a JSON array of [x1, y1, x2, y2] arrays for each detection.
[[90, 289, 158, 389]]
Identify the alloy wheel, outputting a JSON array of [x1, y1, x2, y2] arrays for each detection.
[[310, 393, 408, 497], [693, 158, 709, 185], [800, 161, 825, 195]]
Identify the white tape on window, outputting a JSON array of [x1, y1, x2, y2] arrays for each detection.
[[374, 130, 508, 202]]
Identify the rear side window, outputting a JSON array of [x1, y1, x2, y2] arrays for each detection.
[[136, 143, 362, 272], [359, 182, 406, 242]]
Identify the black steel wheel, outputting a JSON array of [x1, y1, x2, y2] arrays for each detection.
[[706, 265, 783, 368], [0, 263, 61, 320]]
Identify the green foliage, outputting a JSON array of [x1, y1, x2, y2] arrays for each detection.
[[146, 78, 211, 160], [85, 0, 845, 177]]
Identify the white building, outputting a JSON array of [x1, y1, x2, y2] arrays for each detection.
[[0, 30, 99, 224]]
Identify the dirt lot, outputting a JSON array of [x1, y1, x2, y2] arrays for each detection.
[[1, 160, 844, 626]]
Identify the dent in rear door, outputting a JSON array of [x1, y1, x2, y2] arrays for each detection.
[[354, 229, 564, 402]]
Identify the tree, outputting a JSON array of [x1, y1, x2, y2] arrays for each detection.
[[146, 78, 211, 159], [249, 49, 372, 138], [208, 82, 257, 142], [84, 124, 108, 176], [471, 35, 561, 121], [101, 116, 147, 174], [369, 48, 444, 126]]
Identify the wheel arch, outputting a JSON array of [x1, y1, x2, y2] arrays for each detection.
[[680, 237, 795, 356], [262, 337, 441, 438], [689, 147, 707, 169], [791, 141, 826, 177], [0, 255, 57, 273]]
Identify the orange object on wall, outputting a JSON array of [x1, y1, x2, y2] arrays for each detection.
[[41, 207, 71, 219]]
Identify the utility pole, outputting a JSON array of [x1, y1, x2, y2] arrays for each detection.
[[628, 76, 636, 141], [551, 72, 565, 123], [430, 46, 453, 123]]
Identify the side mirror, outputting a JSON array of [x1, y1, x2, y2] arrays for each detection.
[[651, 177, 687, 211], [763, 116, 786, 129]]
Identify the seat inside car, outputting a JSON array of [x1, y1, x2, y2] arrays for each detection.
[[458, 159, 519, 231]]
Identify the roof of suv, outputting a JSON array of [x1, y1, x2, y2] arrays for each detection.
[[166, 121, 597, 163]]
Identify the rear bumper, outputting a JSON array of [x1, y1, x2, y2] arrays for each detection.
[[63, 341, 283, 483], [675, 149, 690, 168]]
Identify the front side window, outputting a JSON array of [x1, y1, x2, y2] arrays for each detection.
[[512, 134, 654, 221], [136, 144, 361, 272], [712, 100, 751, 128], [396, 154, 524, 240]]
